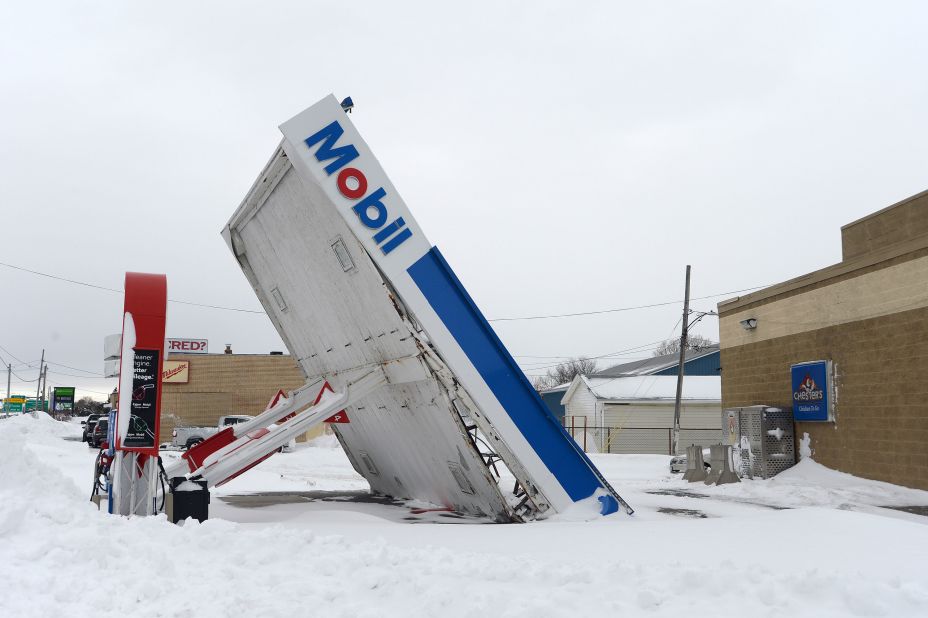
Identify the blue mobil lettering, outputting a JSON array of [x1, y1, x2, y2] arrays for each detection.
[[304, 121, 412, 255]]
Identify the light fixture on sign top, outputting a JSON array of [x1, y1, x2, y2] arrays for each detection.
[[340, 96, 354, 113], [740, 318, 758, 330]]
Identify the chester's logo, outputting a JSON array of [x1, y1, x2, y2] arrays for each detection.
[[304, 120, 412, 255], [794, 375, 824, 402]]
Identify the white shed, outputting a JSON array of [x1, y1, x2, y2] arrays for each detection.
[[560, 375, 721, 454]]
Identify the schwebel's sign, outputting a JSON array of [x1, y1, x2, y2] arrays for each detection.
[[166, 338, 208, 354], [791, 360, 833, 422]]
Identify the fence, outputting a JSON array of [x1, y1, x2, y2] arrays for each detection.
[[562, 418, 720, 455]]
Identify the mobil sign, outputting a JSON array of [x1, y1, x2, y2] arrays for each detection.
[[166, 338, 208, 354], [275, 95, 628, 516]]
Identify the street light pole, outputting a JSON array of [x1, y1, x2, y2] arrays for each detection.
[[672, 266, 691, 456]]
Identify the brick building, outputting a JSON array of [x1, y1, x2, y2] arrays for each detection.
[[158, 352, 317, 445], [718, 189, 928, 490]]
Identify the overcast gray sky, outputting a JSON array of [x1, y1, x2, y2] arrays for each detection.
[[2, 1, 926, 400]]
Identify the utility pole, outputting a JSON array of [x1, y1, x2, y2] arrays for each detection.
[[34, 349, 45, 416], [5, 363, 10, 412], [672, 265, 691, 456]]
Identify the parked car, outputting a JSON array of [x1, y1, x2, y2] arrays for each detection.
[[90, 418, 109, 448], [82, 414, 104, 443], [171, 415, 254, 449]]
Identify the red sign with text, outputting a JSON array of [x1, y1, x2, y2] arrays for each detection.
[[166, 338, 208, 354], [115, 273, 167, 456]]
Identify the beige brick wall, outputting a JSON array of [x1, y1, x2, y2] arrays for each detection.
[[719, 190, 928, 490], [159, 354, 311, 444], [720, 254, 928, 349], [841, 190, 928, 260], [720, 305, 928, 490]]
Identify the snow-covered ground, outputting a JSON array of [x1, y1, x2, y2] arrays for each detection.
[[2, 414, 927, 617]]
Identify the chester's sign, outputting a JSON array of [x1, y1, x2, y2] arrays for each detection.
[[791, 360, 833, 422]]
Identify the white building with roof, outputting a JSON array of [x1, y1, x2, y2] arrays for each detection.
[[560, 375, 721, 454]]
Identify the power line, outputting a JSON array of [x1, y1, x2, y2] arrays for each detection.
[[1, 344, 113, 387], [2, 259, 768, 322], [0, 350, 36, 383], [0, 348, 106, 378], [0, 260, 265, 315], [1, 346, 112, 398], [516, 347, 662, 369], [0, 343, 27, 365], [45, 360, 105, 376], [0, 261, 122, 294], [46, 369, 112, 380], [5, 363, 108, 383], [516, 308, 719, 374], [488, 285, 768, 322], [517, 339, 670, 373], [44, 377, 113, 397]]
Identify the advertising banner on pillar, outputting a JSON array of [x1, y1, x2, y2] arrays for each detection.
[[123, 349, 160, 448], [791, 360, 833, 422]]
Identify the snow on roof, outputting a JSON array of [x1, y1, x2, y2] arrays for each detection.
[[567, 375, 720, 403], [539, 382, 571, 394], [593, 345, 719, 378]]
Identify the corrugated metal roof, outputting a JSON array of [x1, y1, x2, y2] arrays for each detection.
[[593, 345, 719, 378]]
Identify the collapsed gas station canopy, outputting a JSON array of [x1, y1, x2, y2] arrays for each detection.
[[221, 95, 630, 521]]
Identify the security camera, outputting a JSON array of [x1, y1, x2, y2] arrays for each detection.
[[740, 318, 757, 330], [340, 96, 354, 113]]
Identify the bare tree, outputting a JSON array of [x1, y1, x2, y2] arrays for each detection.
[[532, 357, 598, 391], [532, 375, 556, 390], [653, 334, 715, 357], [74, 396, 106, 416]]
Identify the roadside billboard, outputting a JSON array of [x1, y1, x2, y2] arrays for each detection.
[[166, 338, 208, 354], [52, 387, 76, 413]]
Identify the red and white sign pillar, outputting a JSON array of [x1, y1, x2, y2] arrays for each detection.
[[111, 272, 167, 516]]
